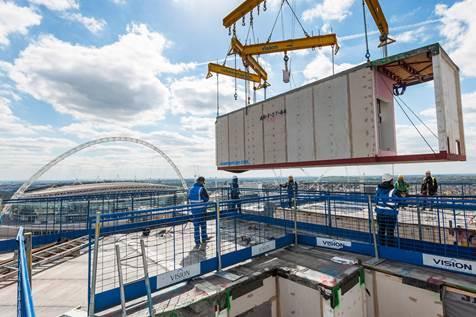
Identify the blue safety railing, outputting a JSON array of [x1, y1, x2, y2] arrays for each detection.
[[85, 191, 476, 313], [16, 227, 36, 317]]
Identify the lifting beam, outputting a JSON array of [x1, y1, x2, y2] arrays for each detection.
[[364, 0, 394, 47], [239, 34, 339, 55], [231, 37, 268, 80], [223, 0, 265, 28], [206, 63, 261, 83]]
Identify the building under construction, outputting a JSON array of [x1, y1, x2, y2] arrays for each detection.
[[1, 1, 476, 317]]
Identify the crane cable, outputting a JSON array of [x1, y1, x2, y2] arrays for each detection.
[[382, 79, 437, 154], [361, 0, 371, 62]]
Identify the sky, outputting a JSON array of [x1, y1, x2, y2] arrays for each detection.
[[0, 0, 475, 182]]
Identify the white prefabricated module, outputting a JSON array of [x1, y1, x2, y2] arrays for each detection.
[[216, 44, 466, 172]]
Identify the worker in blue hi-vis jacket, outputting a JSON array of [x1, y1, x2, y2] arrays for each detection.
[[280, 176, 298, 208], [188, 176, 210, 248], [375, 173, 399, 247], [230, 175, 241, 212]]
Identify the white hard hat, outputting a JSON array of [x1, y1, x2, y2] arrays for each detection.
[[232, 175, 238, 179], [382, 173, 393, 183]]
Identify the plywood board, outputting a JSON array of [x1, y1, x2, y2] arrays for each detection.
[[245, 103, 264, 165], [278, 277, 322, 317], [349, 68, 377, 158], [286, 87, 315, 162], [314, 74, 351, 160], [263, 96, 287, 164], [374, 271, 443, 317], [228, 109, 245, 163], [215, 116, 229, 166]]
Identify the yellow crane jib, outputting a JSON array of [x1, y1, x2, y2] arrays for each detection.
[[231, 37, 268, 81], [364, 0, 395, 47], [206, 63, 261, 83], [240, 34, 339, 55], [223, 0, 265, 28]]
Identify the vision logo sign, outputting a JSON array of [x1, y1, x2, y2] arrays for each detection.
[[422, 254, 476, 275], [156, 263, 201, 289], [316, 237, 352, 250]]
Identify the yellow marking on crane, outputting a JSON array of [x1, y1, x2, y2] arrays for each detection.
[[223, 0, 265, 28], [206, 63, 261, 83], [240, 34, 339, 55]]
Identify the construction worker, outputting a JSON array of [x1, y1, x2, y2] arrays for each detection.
[[280, 176, 298, 208], [395, 175, 410, 197], [375, 173, 399, 247], [188, 176, 210, 248], [230, 175, 241, 212], [421, 170, 438, 210]]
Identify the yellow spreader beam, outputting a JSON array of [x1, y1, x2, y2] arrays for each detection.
[[206, 63, 261, 83], [223, 0, 265, 28], [231, 37, 268, 80], [364, 0, 394, 47], [240, 34, 339, 55]]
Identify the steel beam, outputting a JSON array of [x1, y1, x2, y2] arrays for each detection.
[[241, 34, 338, 55]]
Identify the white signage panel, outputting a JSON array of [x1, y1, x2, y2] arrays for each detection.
[[156, 263, 201, 289], [422, 254, 476, 275], [251, 240, 276, 257], [316, 237, 352, 249]]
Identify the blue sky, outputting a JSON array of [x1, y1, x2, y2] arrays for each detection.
[[0, 0, 475, 181]]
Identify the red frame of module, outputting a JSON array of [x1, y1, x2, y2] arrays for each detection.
[[218, 151, 466, 172]]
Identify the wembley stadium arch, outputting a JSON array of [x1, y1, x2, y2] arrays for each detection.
[[2, 137, 188, 214]]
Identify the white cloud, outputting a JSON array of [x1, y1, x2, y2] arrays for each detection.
[[436, 0, 476, 77], [170, 75, 240, 116], [0, 98, 52, 136], [63, 12, 105, 33], [29, 0, 78, 11], [302, 50, 357, 81], [394, 26, 429, 44], [303, 0, 355, 22], [110, 0, 127, 4], [0, 1, 42, 47], [28, 0, 106, 34], [7, 23, 195, 125]]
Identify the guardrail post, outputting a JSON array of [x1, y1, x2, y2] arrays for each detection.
[[115, 244, 127, 317], [25, 232, 32, 286], [368, 195, 379, 260], [417, 205, 423, 241], [88, 212, 101, 317], [293, 190, 298, 246], [140, 239, 155, 317], [216, 202, 222, 271]]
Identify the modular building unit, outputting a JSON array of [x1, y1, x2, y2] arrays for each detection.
[[216, 43, 465, 172]]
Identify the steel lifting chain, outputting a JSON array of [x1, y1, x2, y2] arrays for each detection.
[[242, 16, 246, 26], [250, 10, 253, 27], [264, 0, 267, 11]]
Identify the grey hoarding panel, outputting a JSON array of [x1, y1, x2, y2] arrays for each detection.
[[443, 288, 476, 317], [263, 96, 287, 164], [228, 109, 245, 163], [349, 67, 377, 158], [286, 87, 315, 162], [314, 74, 351, 160], [245, 103, 264, 165]]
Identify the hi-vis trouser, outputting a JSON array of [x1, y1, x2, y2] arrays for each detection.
[[190, 200, 208, 245]]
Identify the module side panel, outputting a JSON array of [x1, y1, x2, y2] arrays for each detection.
[[215, 116, 229, 167], [263, 96, 287, 164], [314, 75, 351, 160], [433, 51, 465, 155], [286, 87, 315, 162], [349, 68, 377, 157], [228, 109, 246, 163], [245, 104, 264, 165]]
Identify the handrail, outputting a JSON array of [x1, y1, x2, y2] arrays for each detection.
[[16, 227, 36, 317]]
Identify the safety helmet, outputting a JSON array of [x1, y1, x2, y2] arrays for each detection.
[[398, 175, 404, 181], [382, 173, 393, 183]]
